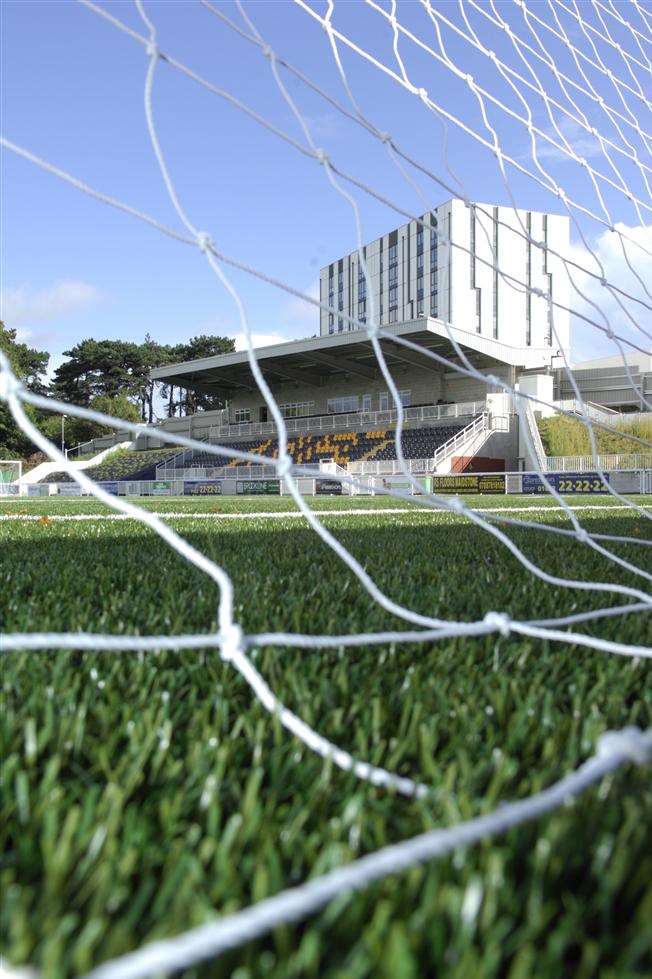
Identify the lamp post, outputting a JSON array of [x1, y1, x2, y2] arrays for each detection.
[[61, 414, 67, 455]]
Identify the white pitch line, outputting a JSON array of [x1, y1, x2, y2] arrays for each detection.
[[0, 504, 645, 521]]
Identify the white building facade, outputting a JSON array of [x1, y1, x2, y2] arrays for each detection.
[[319, 198, 570, 359]]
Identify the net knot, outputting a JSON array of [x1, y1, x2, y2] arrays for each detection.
[[483, 611, 511, 637], [600, 276, 608, 287], [466, 73, 474, 86], [261, 43, 273, 60], [488, 49, 497, 62], [557, 186, 567, 202], [417, 87, 429, 103], [196, 231, 214, 254], [575, 528, 590, 544], [221, 623, 244, 662], [379, 131, 392, 145], [597, 727, 652, 766], [448, 497, 466, 515], [145, 39, 159, 60], [315, 147, 330, 166]]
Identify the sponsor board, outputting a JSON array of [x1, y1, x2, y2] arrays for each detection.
[[609, 470, 642, 494], [522, 472, 609, 494], [96, 481, 120, 495], [315, 478, 343, 495], [152, 480, 172, 496], [184, 480, 223, 496], [431, 473, 506, 494], [236, 479, 280, 495], [58, 484, 83, 497], [27, 484, 51, 497]]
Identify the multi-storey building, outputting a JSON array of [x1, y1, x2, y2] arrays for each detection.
[[319, 198, 570, 358]]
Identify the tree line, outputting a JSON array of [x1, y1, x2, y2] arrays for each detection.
[[1, 323, 234, 458]]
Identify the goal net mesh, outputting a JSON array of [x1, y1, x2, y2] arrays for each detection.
[[1, 1, 651, 975]]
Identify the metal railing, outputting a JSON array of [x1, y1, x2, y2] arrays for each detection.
[[156, 401, 487, 477], [161, 415, 493, 482], [205, 400, 487, 441], [545, 453, 652, 472], [555, 399, 621, 425], [523, 401, 548, 472], [430, 412, 487, 470]]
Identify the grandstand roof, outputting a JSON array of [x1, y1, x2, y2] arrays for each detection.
[[151, 317, 558, 395]]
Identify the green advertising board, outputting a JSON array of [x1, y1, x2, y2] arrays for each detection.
[[152, 480, 172, 496], [236, 480, 280, 495]]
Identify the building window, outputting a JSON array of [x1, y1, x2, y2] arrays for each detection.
[[280, 401, 315, 419], [234, 408, 251, 423], [327, 395, 359, 414], [526, 211, 532, 346], [362, 394, 372, 412], [378, 390, 410, 411], [492, 206, 499, 339], [470, 207, 481, 334], [542, 213, 553, 344], [416, 227, 423, 253]]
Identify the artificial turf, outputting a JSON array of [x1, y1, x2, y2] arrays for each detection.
[[1, 494, 651, 978]]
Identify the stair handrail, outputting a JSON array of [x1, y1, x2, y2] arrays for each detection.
[[431, 412, 487, 468]]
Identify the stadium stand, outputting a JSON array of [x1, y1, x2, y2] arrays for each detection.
[[43, 448, 180, 484], [165, 424, 465, 471]]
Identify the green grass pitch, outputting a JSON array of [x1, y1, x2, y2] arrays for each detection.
[[1, 494, 651, 978]]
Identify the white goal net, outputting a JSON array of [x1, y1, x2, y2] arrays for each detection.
[[0, 459, 22, 495], [1, 1, 651, 976]]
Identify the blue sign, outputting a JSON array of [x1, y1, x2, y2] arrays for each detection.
[[184, 480, 223, 496], [522, 472, 610, 494]]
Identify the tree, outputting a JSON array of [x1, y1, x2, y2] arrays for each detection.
[[51, 339, 151, 407], [0, 322, 50, 457], [164, 334, 235, 416], [40, 394, 141, 449]]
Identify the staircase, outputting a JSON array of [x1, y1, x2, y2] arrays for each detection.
[[432, 413, 496, 474]]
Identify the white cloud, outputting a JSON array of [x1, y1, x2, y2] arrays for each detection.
[[519, 117, 603, 166], [233, 331, 288, 351], [282, 280, 320, 337], [1, 279, 103, 332], [564, 222, 652, 365]]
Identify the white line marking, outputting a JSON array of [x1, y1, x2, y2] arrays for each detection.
[[0, 504, 643, 521]]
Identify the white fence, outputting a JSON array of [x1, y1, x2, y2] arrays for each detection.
[[205, 399, 487, 440], [545, 453, 652, 472]]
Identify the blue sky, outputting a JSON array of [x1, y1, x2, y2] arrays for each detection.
[[2, 0, 650, 381]]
